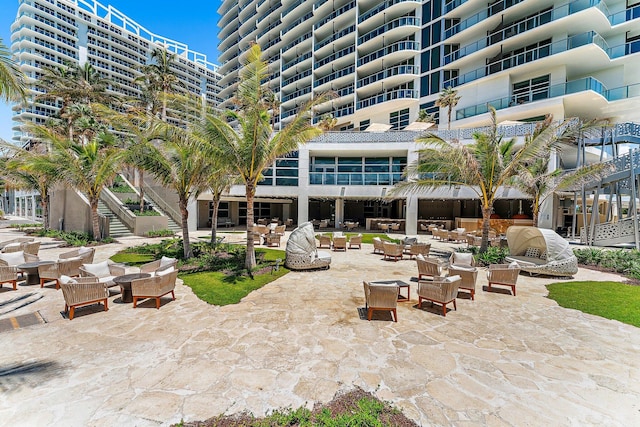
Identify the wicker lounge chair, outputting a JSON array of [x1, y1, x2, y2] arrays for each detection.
[[285, 222, 331, 270], [317, 234, 332, 249], [348, 234, 362, 249], [449, 252, 475, 268], [131, 269, 178, 309], [0, 266, 19, 290], [448, 265, 478, 300], [60, 276, 109, 320], [363, 281, 399, 322], [0, 250, 39, 267], [139, 256, 177, 275], [59, 246, 95, 264], [265, 234, 281, 247], [39, 257, 86, 289], [79, 260, 126, 288], [333, 236, 347, 251], [416, 256, 445, 281], [0, 237, 34, 252], [383, 242, 403, 261], [417, 275, 461, 316], [486, 264, 520, 296], [504, 226, 578, 277], [372, 237, 385, 254]]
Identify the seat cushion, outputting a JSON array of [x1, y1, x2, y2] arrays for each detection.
[[60, 275, 77, 285], [159, 256, 176, 268], [524, 247, 541, 258], [157, 266, 175, 276], [416, 253, 426, 261], [83, 261, 111, 278], [0, 251, 25, 266], [452, 252, 474, 267], [98, 276, 116, 284], [316, 251, 331, 261], [445, 275, 461, 282], [78, 246, 93, 256]]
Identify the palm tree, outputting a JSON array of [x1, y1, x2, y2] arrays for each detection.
[[30, 125, 124, 240], [435, 86, 460, 130], [0, 38, 26, 102], [37, 61, 118, 141], [203, 44, 327, 270], [136, 120, 210, 259], [513, 119, 611, 226], [318, 113, 338, 131], [394, 107, 570, 252], [4, 150, 60, 230], [206, 166, 240, 246], [140, 47, 183, 122], [417, 109, 435, 123]]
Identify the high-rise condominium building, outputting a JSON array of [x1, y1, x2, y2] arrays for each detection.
[[217, 0, 640, 130], [11, 0, 222, 145]]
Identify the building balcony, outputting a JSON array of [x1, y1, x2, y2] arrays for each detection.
[[314, 45, 355, 74], [358, 0, 420, 34], [309, 172, 403, 186], [357, 16, 420, 51], [356, 88, 418, 110], [444, 32, 606, 88], [357, 64, 419, 90]]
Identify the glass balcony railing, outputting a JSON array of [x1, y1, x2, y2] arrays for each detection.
[[357, 89, 418, 109], [314, 65, 355, 88], [444, 32, 601, 88], [358, 40, 420, 67], [609, 4, 640, 25], [282, 51, 312, 71], [358, 17, 420, 45], [444, 0, 468, 14], [309, 172, 403, 186], [315, 25, 355, 51], [315, 45, 355, 69], [456, 77, 607, 120], [315, 1, 355, 30], [357, 64, 419, 88], [359, 0, 418, 24]]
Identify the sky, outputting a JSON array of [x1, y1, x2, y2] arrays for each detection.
[[0, 0, 223, 144]]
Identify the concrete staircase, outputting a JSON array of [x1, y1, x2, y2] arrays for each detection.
[[97, 200, 133, 238], [164, 214, 182, 234]]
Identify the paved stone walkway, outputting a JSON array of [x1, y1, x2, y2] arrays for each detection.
[[0, 226, 639, 426]]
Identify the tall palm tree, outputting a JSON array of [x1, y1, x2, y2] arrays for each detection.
[[136, 120, 210, 259], [435, 86, 460, 130], [31, 125, 124, 240], [0, 38, 26, 102], [37, 62, 118, 141], [394, 107, 570, 252], [140, 47, 183, 122], [203, 44, 327, 270], [4, 150, 60, 230], [513, 119, 611, 226]]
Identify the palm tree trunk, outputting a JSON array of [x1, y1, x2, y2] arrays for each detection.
[[179, 197, 191, 259], [41, 194, 49, 230], [245, 185, 257, 271], [532, 195, 540, 227], [480, 206, 492, 253], [210, 197, 220, 246], [138, 169, 145, 212], [447, 106, 453, 131], [90, 199, 101, 241]]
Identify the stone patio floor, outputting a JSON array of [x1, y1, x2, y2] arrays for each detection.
[[0, 225, 639, 426]]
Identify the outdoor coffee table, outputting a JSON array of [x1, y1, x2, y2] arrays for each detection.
[[371, 279, 411, 301], [17, 261, 55, 286], [113, 273, 151, 303]]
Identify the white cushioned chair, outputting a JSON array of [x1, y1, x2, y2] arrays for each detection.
[[79, 260, 126, 288]]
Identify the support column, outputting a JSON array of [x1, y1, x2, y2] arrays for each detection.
[[298, 193, 309, 225], [406, 195, 418, 235], [297, 147, 310, 225], [31, 195, 37, 221], [282, 204, 290, 222], [187, 198, 197, 232], [334, 198, 344, 229]]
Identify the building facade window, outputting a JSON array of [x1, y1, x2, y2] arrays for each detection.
[[309, 156, 406, 185], [390, 108, 410, 130]]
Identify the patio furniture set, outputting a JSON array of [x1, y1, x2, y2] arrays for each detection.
[[0, 238, 179, 320], [316, 232, 362, 251], [252, 223, 286, 247], [372, 237, 431, 261]]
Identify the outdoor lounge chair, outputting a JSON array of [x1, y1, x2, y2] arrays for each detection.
[[372, 237, 385, 254], [59, 246, 95, 264], [332, 236, 347, 251], [60, 276, 109, 320], [416, 256, 445, 281], [448, 265, 478, 300], [285, 222, 331, 270], [79, 260, 126, 288], [139, 256, 177, 275], [449, 252, 475, 268], [383, 242, 403, 261], [130, 269, 178, 309], [346, 221, 359, 231], [0, 266, 19, 290], [486, 263, 520, 296], [39, 257, 86, 289], [317, 234, 332, 249], [348, 234, 362, 249], [504, 226, 578, 277], [0, 250, 39, 267], [363, 281, 398, 322], [405, 243, 431, 259], [0, 237, 34, 252], [265, 234, 281, 247], [417, 275, 461, 316]]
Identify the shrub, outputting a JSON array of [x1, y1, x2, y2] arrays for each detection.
[[573, 247, 604, 265], [474, 246, 509, 266], [132, 209, 160, 216], [147, 229, 174, 238]]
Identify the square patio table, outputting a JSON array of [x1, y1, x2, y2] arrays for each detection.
[[370, 279, 411, 301]]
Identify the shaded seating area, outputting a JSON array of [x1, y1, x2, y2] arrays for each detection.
[[504, 226, 578, 277], [285, 222, 331, 270], [363, 281, 398, 322], [417, 275, 461, 316], [486, 264, 521, 296]]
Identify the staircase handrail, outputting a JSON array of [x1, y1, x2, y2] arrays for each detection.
[[142, 183, 182, 225], [100, 188, 136, 232]]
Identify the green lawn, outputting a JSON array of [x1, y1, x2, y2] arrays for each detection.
[[110, 253, 155, 265], [316, 232, 399, 244], [546, 281, 640, 327]]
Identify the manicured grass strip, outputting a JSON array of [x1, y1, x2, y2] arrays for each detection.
[[180, 267, 289, 306], [546, 281, 640, 328], [110, 253, 155, 265], [315, 232, 399, 244]]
